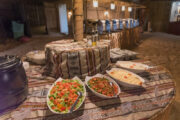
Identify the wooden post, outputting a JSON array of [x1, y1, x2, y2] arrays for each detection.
[[73, 0, 84, 41], [134, 7, 136, 19], [125, 6, 130, 18]]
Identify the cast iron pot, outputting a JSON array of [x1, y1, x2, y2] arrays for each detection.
[[0, 55, 28, 114]]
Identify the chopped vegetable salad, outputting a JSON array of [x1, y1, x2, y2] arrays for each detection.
[[88, 77, 118, 97], [48, 79, 85, 113]]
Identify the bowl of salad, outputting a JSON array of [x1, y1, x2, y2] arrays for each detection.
[[47, 76, 86, 114], [85, 74, 121, 99]]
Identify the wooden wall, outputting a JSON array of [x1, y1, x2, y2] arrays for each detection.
[[43, 0, 138, 34], [0, 0, 48, 37], [85, 0, 135, 20], [0, 0, 18, 42], [0, 0, 16, 19], [21, 0, 47, 35], [44, 2, 58, 32], [0, 0, 141, 39], [144, 0, 172, 32], [23, 0, 138, 35]]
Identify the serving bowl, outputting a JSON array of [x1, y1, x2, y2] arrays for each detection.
[[85, 74, 121, 99], [47, 76, 86, 114], [106, 68, 145, 88], [116, 61, 150, 73]]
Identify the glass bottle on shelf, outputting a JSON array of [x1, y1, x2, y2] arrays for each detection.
[[95, 25, 99, 42], [92, 29, 97, 46]]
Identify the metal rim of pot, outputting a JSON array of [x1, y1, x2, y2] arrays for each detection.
[[0, 55, 22, 72]]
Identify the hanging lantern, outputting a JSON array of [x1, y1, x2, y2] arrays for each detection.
[[128, 7, 132, 12], [93, 0, 98, 8], [110, 2, 115, 10], [68, 11, 72, 16], [122, 6, 125, 11], [104, 11, 109, 16]]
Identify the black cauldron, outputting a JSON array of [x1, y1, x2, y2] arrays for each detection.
[[0, 55, 28, 114]]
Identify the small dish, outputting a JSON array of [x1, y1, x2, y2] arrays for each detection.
[[85, 74, 121, 99], [106, 68, 145, 88], [116, 61, 150, 73]]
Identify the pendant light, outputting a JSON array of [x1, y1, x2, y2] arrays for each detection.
[[104, 11, 109, 16], [110, 2, 115, 10], [122, 6, 125, 11], [93, 0, 98, 8], [128, 7, 132, 12]]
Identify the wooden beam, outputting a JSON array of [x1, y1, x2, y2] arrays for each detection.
[[73, 0, 84, 41]]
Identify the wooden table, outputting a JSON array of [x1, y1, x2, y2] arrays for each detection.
[[0, 59, 175, 120]]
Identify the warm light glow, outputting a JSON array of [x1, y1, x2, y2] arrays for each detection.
[[104, 11, 109, 16], [93, 0, 98, 7], [122, 6, 125, 11], [68, 11, 72, 16], [178, 6, 180, 13], [110, 3, 115, 10], [128, 7, 132, 12]]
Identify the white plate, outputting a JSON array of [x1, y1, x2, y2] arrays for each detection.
[[47, 76, 86, 114], [116, 61, 150, 73], [85, 74, 121, 99], [106, 68, 145, 88]]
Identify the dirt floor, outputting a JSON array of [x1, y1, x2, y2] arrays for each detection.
[[0, 34, 71, 56], [0, 32, 179, 119], [133, 32, 180, 120], [0, 39, 21, 52]]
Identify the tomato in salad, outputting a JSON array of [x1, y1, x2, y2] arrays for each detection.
[[88, 77, 118, 97], [48, 79, 84, 113]]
